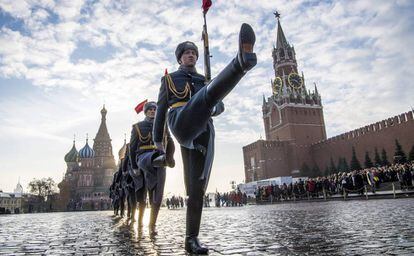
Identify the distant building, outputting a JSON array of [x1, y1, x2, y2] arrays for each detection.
[[243, 16, 414, 182], [0, 192, 22, 214], [58, 105, 117, 210]]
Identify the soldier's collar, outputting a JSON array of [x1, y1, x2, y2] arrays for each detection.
[[179, 64, 197, 75], [144, 116, 154, 123]]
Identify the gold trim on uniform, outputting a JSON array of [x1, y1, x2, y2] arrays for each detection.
[[134, 124, 151, 143], [170, 101, 188, 109], [139, 145, 157, 150], [165, 73, 191, 99]]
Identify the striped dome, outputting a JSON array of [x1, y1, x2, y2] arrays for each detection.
[[79, 139, 95, 159], [64, 141, 78, 163]]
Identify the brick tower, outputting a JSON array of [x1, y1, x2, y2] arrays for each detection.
[[243, 13, 327, 181], [263, 14, 326, 145]]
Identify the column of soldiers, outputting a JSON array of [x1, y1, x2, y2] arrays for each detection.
[[110, 23, 257, 254], [110, 102, 174, 237]]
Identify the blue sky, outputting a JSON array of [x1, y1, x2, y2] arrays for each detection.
[[1, 0, 414, 195]]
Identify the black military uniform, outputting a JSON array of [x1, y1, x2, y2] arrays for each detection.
[[153, 23, 256, 254], [130, 101, 174, 234]]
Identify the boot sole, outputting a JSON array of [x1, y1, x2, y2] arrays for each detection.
[[240, 23, 256, 48]]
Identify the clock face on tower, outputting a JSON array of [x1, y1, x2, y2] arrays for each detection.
[[273, 77, 282, 95], [288, 72, 303, 90]]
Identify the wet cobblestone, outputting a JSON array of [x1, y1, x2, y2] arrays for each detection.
[[0, 198, 413, 255]]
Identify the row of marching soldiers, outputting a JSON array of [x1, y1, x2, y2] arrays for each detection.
[[109, 101, 175, 237]]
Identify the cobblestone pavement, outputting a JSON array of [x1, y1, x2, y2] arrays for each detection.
[[1, 198, 413, 255]]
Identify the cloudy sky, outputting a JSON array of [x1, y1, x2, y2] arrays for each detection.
[[1, 0, 413, 195]]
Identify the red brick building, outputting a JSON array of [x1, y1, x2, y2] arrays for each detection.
[[242, 17, 414, 182]]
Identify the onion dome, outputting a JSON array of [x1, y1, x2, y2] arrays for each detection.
[[79, 136, 95, 159], [118, 138, 127, 160], [64, 139, 79, 163]]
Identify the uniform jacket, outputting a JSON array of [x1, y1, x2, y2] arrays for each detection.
[[153, 68, 224, 192], [153, 69, 224, 144], [130, 117, 172, 190]]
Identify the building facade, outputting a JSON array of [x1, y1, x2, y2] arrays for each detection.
[[0, 192, 22, 214], [58, 105, 117, 210], [243, 16, 414, 182]]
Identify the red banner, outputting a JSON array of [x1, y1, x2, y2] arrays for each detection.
[[202, 0, 212, 14], [134, 99, 148, 114]]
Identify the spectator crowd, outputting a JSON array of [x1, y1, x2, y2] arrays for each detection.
[[214, 191, 248, 207], [254, 162, 414, 202]]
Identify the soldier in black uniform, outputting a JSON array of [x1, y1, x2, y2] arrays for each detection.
[[113, 166, 126, 217], [130, 101, 175, 236], [153, 23, 256, 254], [120, 143, 138, 220], [109, 171, 120, 216], [125, 142, 146, 224]]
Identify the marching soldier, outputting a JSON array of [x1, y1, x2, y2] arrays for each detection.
[[120, 145, 135, 219], [119, 143, 138, 220], [130, 101, 175, 236], [153, 23, 256, 254], [114, 165, 126, 217], [109, 171, 120, 216]]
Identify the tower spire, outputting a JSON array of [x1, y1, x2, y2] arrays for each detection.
[[93, 105, 115, 166], [95, 105, 111, 142], [274, 11, 289, 49], [314, 82, 319, 95]]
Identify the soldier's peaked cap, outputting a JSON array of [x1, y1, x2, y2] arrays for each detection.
[[144, 101, 157, 113], [175, 41, 199, 63]]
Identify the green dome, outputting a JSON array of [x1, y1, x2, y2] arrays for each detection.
[[64, 142, 79, 163]]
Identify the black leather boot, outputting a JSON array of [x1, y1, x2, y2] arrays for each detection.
[[205, 23, 256, 106], [149, 204, 160, 237], [152, 154, 175, 168], [126, 198, 131, 220], [185, 236, 209, 254], [130, 201, 137, 222], [165, 140, 176, 168], [238, 23, 256, 72], [152, 154, 167, 167], [138, 203, 145, 228], [185, 188, 206, 254]]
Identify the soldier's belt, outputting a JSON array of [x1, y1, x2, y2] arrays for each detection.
[[170, 101, 188, 109], [139, 145, 157, 150]]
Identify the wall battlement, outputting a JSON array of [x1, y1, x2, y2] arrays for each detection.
[[311, 111, 413, 148], [243, 139, 292, 151]]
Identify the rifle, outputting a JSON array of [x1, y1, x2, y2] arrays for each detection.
[[202, 11, 211, 83]]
